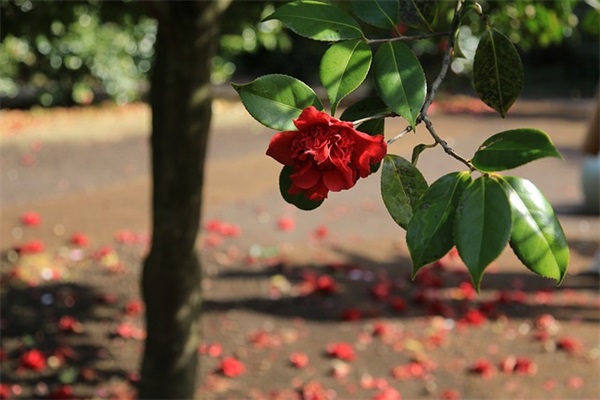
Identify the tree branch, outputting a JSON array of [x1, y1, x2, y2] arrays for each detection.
[[366, 31, 451, 45], [422, 115, 474, 170], [415, 0, 474, 170], [420, 1, 463, 117]]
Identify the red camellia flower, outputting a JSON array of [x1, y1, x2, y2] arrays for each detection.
[[266, 106, 387, 201], [326, 342, 356, 361], [20, 349, 46, 371], [289, 351, 310, 368], [219, 356, 245, 377], [21, 211, 41, 227]]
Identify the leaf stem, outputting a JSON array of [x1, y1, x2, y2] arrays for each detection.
[[352, 112, 396, 127], [366, 31, 451, 45], [386, 125, 412, 145]]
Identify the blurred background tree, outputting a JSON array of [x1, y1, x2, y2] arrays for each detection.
[[1, 0, 598, 108]]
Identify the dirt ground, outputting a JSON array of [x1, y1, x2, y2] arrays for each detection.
[[0, 95, 599, 400]]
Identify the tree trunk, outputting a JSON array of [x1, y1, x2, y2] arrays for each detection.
[[139, 1, 229, 397]]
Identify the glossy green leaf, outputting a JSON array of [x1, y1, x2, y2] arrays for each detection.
[[381, 154, 428, 229], [454, 176, 512, 290], [472, 128, 562, 172], [340, 95, 390, 122], [407, 172, 471, 275], [500, 176, 569, 283], [473, 28, 524, 118], [373, 41, 426, 127], [411, 142, 436, 165], [279, 166, 324, 210], [320, 39, 372, 116], [398, 0, 437, 31], [232, 74, 323, 131], [349, 0, 399, 30], [264, 0, 364, 42]]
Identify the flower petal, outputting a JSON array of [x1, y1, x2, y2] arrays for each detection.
[[266, 130, 297, 165], [323, 168, 354, 191], [290, 163, 321, 189]]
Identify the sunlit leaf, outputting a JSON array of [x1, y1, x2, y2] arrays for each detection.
[[472, 128, 562, 172], [500, 176, 569, 283], [350, 0, 399, 30], [320, 39, 372, 116], [381, 154, 428, 229], [408, 171, 471, 275], [454, 176, 512, 290], [264, 0, 364, 42], [473, 28, 523, 118], [373, 41, 426, 127], [279, 165, 324, 210], [232, 74, 323, 131]]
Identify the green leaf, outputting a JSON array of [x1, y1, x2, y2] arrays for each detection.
[[499, 176, 569, 283], [373, 41, 426, 127], [232, 74, 323, 131], [472, 128, 562, 172], [340, 95, 390, 122], [59, 367, 78, 384], [320, 39, 372, 116], [279, 165, 324, 211], [381, 154, 429, 229], [454, 176, 512, 290], [264, 0, 364, 42], [411, 142, 436, 165], [473, 28, 524, 118], [407, 171, 471, 275], [398, 0, 437, 31], [349, 0, 399, 30]]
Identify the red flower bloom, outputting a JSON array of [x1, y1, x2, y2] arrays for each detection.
[[289, 351, 309, 368], [0, 383, 10, 399], [266, 106, 386, 201], [469, 358, 495, 379], [557, 336, 583, 354], [49, 385, 73, 400], [439, 389, 461, 399], [326, 342, 356, 361], [219, 356, 245, 377], [124, 300, 144, 316], [21, 211, 41, 227], [316, 275, 337, 294], [18, 240, 45, 254], [341, 308, 362, 321], [58, 316, 82, 333], [373, 387, 402, 400], [20, 349, 46, 371], [70, 232, 89, 247]]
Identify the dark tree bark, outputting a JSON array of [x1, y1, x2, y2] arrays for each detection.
[[139, 1, 229, 398]]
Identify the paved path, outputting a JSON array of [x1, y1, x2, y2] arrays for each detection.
[[1, 97, 598, 268]]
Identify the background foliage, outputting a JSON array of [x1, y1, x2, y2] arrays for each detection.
[[0, 0, 598, 108]]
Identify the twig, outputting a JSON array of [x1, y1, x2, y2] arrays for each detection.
[[415, 0, 474, 171], [352, 112, 397, 127], [422, 115, 474, 170], [420, 1, 463, 117], [386, 125, 412, 145], [366, 31, 451, 45]]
